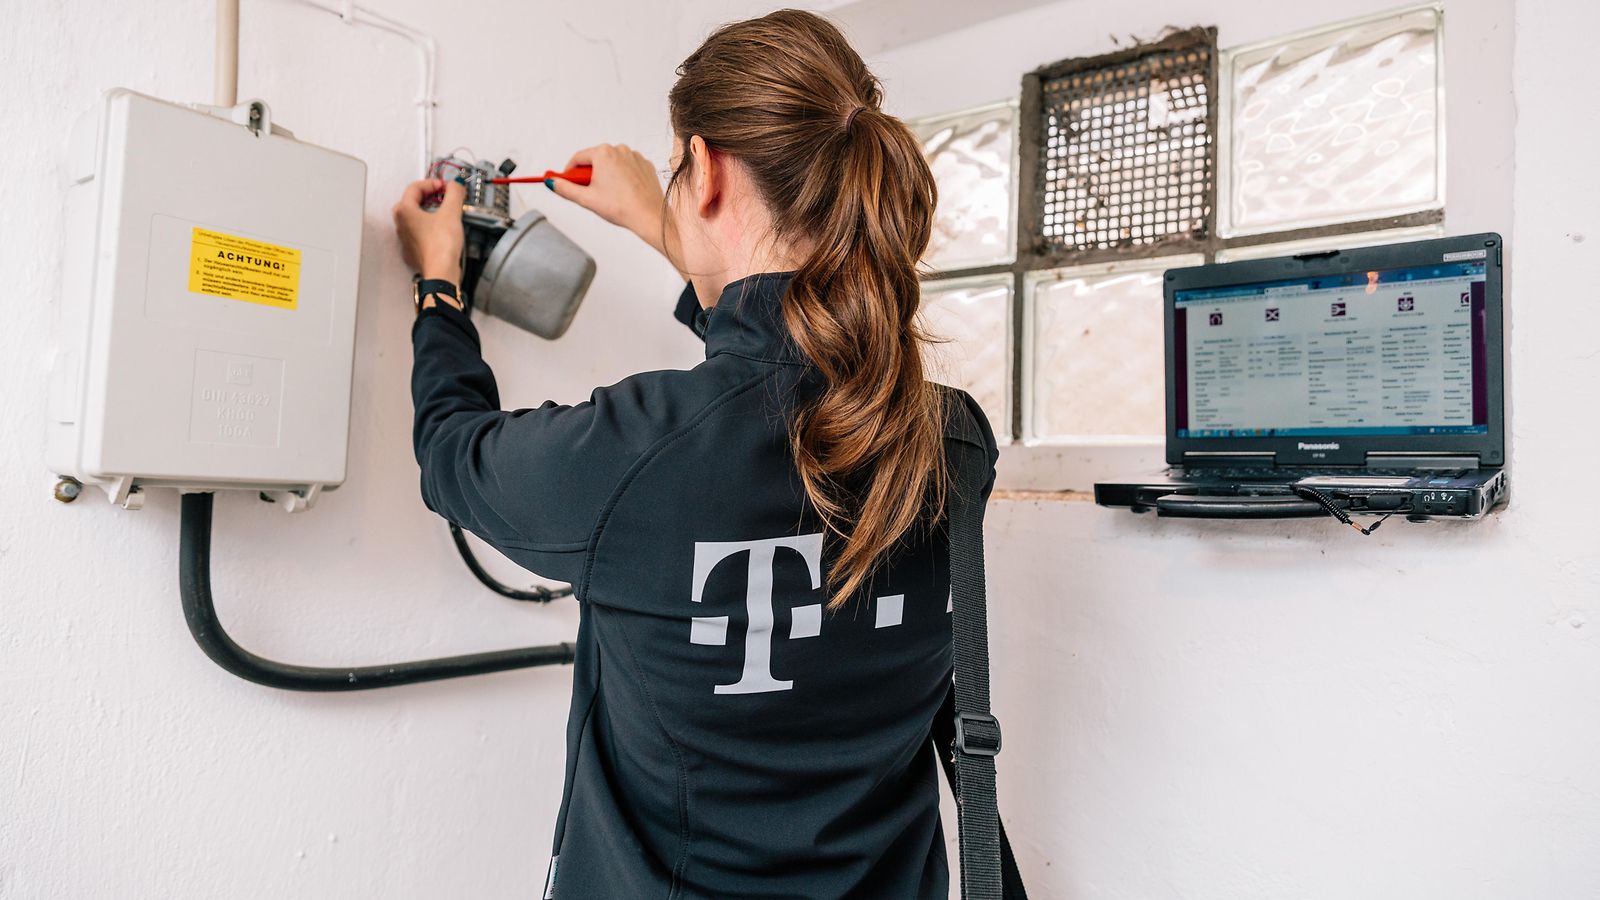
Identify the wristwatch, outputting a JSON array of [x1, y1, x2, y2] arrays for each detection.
[[413, 276, 463, 314]]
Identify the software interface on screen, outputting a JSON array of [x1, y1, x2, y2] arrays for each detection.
[[1173, 260, 1489, 439]]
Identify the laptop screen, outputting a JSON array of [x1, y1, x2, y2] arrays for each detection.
[[1171, 259, 1489, 440]]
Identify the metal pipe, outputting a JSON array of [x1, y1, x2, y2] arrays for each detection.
[[214, 0, 240, 107], [180, 492, 575, 692]]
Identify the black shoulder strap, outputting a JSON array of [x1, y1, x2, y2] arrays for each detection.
[[939, 426, 1028, 899], [933, 691, 1028, 898]]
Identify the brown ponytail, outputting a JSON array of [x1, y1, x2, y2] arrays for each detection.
[[669, 9, 945, 608]]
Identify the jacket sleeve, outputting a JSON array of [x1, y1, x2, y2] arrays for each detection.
[[410, 304, 653, 587]]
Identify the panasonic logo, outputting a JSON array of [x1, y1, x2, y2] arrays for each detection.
[[1297, 441, 1341, 451]]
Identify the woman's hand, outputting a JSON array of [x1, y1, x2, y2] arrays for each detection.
[[548, 144, 668, 256], [392, 178, 465, 284]]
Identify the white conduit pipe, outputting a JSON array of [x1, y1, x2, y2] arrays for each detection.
[[214, 0, 240, 107], [305, 0, 437, 173], [215, 0, 437, 172]]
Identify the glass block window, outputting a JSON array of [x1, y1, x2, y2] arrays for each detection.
[[910, 102, 1018, 270], [1214, 224, 1444, 262], [1031, 28, 1215, 255], [910, 11, 1445, 460], [1222, 5, 1444, 236], [1025, 255, 1204, 441], [919, 276, 1012, 439]]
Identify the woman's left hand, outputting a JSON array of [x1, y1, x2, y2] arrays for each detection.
[[392, 178, 466, 283]]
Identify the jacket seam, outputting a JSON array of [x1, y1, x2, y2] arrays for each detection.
[[612, 609, 693, 899], [489, 538, 589, 553], [944, 433, 990, 454], [579, 368, 781, 598], [708, 349, 813, 368], [549, 642, 600, 898]]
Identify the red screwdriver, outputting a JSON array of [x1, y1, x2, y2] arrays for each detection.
[[490, 165, 593, 186]]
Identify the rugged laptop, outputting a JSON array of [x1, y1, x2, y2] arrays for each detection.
[[1094, 233, 1508, 523]]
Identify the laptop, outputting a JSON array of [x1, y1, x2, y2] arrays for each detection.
[[1094, 233, 1509, 522]]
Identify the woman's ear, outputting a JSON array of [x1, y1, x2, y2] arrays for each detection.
[[688, 135, 719, 218]]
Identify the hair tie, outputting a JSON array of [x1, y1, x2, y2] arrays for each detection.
[[844, 106, 868, 131]]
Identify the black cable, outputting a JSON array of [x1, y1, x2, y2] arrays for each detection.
[[1293, 486, 1394, 536], [180, 492, 575, 692], [449, 523, 574, 603]]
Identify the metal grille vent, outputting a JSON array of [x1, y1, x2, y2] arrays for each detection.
[[1030, 28, 1217, 256]]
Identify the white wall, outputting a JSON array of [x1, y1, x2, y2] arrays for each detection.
[[2, 1, 1595, 899]]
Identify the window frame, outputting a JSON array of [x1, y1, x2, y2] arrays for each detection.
[[1213, 223, 1445, 263]]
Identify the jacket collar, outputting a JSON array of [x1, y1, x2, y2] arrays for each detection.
[[702, 272, 810, 366]]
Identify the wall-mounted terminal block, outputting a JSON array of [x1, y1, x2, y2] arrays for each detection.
[[427, 154, 596, 339], [46, 90, 366, 510]]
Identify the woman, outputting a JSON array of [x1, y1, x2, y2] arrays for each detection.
[[393, 10, 997, 898]]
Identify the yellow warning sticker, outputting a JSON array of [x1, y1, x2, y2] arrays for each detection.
[[187, 227, 301, 310]]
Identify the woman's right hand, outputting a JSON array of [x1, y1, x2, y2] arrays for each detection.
[[548, 144, 668, 257]]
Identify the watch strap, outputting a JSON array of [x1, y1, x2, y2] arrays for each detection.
[[414, 278, 461, 313]]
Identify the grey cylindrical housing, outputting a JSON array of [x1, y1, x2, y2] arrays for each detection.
[[475, 211, 597, 340]]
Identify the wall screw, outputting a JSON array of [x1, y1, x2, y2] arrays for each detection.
[[54, 477, 83, 503]]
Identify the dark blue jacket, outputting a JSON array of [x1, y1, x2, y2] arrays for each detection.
[[411, 272, 997, 899]]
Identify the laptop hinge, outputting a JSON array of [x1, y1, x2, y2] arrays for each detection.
[[1365, 453, 1480, 469]]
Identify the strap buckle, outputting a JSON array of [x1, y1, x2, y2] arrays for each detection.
[[953, 711, 1002, 758]]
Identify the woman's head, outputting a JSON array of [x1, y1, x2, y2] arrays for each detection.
[[668, 9, 946, 607]]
